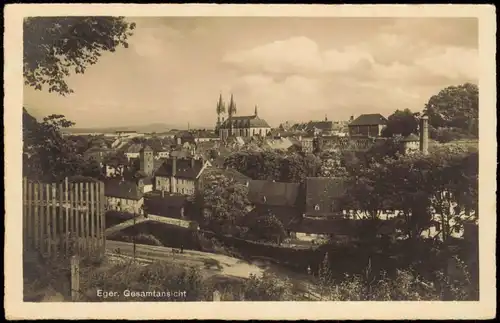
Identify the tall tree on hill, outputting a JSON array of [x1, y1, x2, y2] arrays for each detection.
[[381, 109, 420, 138], [24, 17, 136, 96], [424, 83, 479, 136]]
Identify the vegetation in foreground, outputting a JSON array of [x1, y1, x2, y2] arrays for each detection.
[[24, 248, 477, 302]]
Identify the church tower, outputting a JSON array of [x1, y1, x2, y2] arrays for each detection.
[[139, 145, 154, 177], [254, 105, 258, 117]]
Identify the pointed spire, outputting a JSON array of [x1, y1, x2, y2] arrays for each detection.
[[254, 105, 258, 116], [216, 93, 226, 115], [228, 93, 237, 117], [325, 114, 328, 121]]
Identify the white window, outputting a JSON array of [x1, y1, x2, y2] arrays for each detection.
[[314, 204, 320, 211]]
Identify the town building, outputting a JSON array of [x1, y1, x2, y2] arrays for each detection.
[[124, 143, 143, 161], [348, 113, 388, 137], [154, 157, 210, 196], [247, 180, 304, 227], [103, 178, 145, 214], [305, 177, 347, 218], [174, 131, 196, 146], [400, 134, 420, 155], [218, 106, 271, 140]]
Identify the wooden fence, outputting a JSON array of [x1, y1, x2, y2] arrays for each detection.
[[23, 177, 106, 258]]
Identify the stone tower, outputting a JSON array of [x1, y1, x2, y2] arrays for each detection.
[[419, 115, 429, 155], [140, 145, 154, 177]]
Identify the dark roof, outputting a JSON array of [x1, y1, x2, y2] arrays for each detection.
[[220, 115, 270, 129], [104, 179, 143, 200], [307, 121, 333, 131], [305, 177, 348, 214], [349, 114, 388, 126], [155, 157, 204, 179], [144, 192, 187, 215], [248, 180, 301, 207], [206, 167, 251, 185]]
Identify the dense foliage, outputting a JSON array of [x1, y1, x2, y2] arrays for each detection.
[[224, 150, 321, 182], [24, 17, 136, 96], [381, 109, 420, 138], [23, 109, 105, 181]]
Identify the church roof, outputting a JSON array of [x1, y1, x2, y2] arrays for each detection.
[[220, 115, 270, 129]]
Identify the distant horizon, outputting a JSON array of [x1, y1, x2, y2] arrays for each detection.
[[24, 17, 478, 128]]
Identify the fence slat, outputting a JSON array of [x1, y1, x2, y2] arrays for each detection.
[[95, 182, 102, 254], [23, 178, 27, 248], [44, 184, 50, 257], [71, 182, 77, 255], [84, 182, 90, 256], [90, 182, 96, 253], [58, 182, 65, 255], [51, 183, 57, 257], [79, 182, 84, 254], [33, 182, 40, 252], [100, 182, 106, 255], [26, 180, 32, 250], [65, 178, 70, 256]]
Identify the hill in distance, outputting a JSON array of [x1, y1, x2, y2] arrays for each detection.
[[65, 122, 214, 134]]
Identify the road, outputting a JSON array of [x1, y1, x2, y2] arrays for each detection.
[[105, 214, 195, 237], [105, 240, 322, 300]]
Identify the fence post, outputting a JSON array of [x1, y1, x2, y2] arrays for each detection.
[[212, 290, 221, 301], [71, 255, 80, 301]]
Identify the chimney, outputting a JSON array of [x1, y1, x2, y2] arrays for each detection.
[[419, 115, 429, 155]]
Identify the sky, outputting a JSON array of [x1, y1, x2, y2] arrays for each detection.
[[23, 17, 479, 129]]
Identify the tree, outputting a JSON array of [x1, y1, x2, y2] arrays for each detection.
[[24, 17, 136, 96], [224, 150, 320, 183], [199, 171, 251, 233], [246, 210, 287, 244], [424, 83, 478, 136], [381, 109, 420, 138], [23, 108, 81, 181]]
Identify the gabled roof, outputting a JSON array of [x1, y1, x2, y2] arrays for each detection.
[[139, 145, 153, 153], [248, 180, 301, 207], [306, 121, 333, 131], [220, 115, 271, 129], [155, 157, 204, 179], [305, 177, 348, 214], [104, 179, 143, 200], [349, 114, 388, 126]]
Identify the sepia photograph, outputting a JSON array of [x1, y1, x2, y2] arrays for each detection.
[[4, 3, 497, 320]]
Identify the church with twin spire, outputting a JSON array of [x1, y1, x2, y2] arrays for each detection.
[[215, 93, 271, 140]]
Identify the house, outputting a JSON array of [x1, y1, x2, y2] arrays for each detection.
[[219, 106, 271, 140], [154, 156, 210, 195], [299, 136, 315, 153], [265, 137, 301, 152], [124, 143, 143, 161], [83, 147, 112, 165], [174, 131, 196, 146], [247, 180, 304, 226], [348, 113, 388, 137], [305, 177, 348, 218], [193, 130, 220, 143], [103, 178, 145, 214], [305, 119, 334, 136]]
